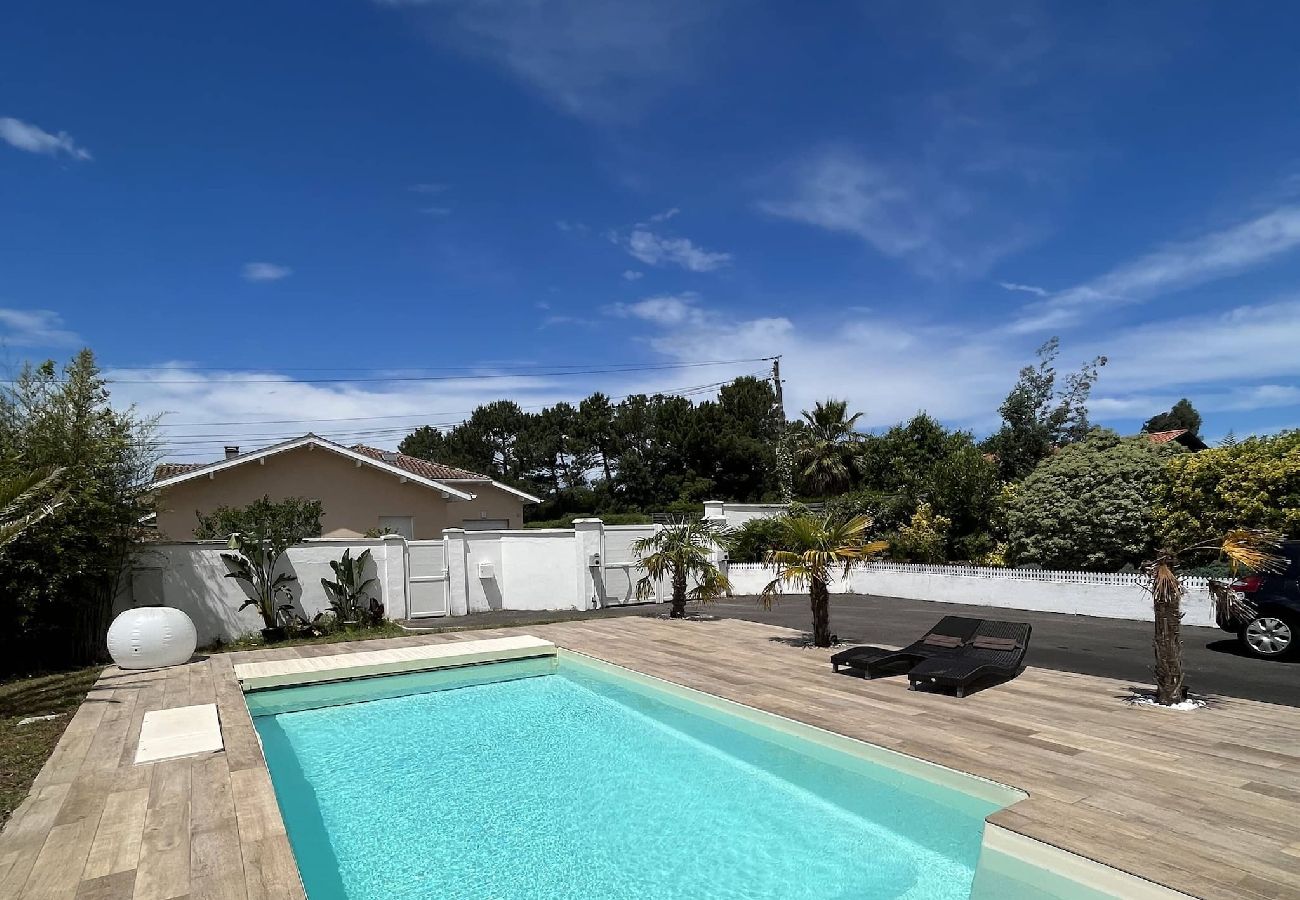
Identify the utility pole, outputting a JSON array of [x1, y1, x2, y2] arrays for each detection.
[[771, 355, 793, 502], [771, 356, 785, 421]]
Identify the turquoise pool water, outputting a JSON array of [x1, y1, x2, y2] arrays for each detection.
[[252, 655, 1013, 899]]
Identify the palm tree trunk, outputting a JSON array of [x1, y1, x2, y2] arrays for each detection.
[[1152, 566, 1186, 705], [670, 566, 688, 618], [810, 578, 831, 647]]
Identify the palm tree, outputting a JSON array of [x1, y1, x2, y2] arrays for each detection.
[[0, 467, 68, 550], [793, 399, 864, 495], [633, 519, 732, 619], [1144, 529, 1282, 705], [762, 514, 887, 647]]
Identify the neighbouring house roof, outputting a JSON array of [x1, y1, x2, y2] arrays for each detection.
[[150, 434, 475, 500], [154, 462, 208, 480], [348, 445, 541, 503], [347, 445, 490, 482], [1145, 429, 1208, 451]]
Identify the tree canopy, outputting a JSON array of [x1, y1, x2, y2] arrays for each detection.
[[0, 350, 158, 673], [399, 376, 782, 518], [1143, 398, 1202, 438], [1006, 429, 1177, 570], [982, 338, 1108, 482], [1155, 429, 1300, 547]]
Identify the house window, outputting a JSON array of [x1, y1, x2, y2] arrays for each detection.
[[378, 516, 414, 539]]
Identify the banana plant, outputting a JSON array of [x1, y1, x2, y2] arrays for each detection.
[[320, 548, 378, 624], [222, 531, 298, 632]]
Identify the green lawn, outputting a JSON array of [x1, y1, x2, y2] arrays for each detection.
[[0, 666, 103, 825]]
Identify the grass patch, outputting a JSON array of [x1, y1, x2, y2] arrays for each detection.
[[202, 621, 407, 654], [0, 666, 103, 825]]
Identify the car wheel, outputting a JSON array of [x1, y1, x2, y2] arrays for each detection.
[[1239, 614, 1296, 660]]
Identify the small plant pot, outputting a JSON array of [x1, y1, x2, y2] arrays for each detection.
[[260, 626, 289, 643]]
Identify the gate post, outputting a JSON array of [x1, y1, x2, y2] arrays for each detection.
[[444, 528, 470, 617], [379, 534, 409, 620], [574, 518, 604, 611]]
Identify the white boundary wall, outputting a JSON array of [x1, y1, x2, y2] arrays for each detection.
[[703, 500, 788, 529], [122, 522, 667, 644], [726, 562, 1218, 627]]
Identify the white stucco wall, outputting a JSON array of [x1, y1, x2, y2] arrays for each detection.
[[725, 562, 1217, 626], [499, 531, 583, 611], [703, 501, 789, 529], [121, 538, 402, 646]]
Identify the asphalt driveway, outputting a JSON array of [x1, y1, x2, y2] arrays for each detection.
[[709, 593, 1299, 707]]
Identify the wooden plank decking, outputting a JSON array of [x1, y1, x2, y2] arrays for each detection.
[[2, 617, 1298, 899]]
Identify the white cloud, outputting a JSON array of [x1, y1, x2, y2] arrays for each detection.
[[622, 270, 644, 281], [607, 293, 710, 328], [419, 206, 452, 216], [622, 229, 731, 272], [0, 308, 81, 347], [555, 220, 588, 234], [241, 262, 293, 282], [375, 0, 721, 122], [648, 207, 680, 223], [998, 281, 1049, 297], [1010, 206, 1300, 333], [0, 117, 92, 161], [758, 148, 1031, 279]]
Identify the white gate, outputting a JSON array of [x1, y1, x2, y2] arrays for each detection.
[[407, 540, 449, 618], [601, 525, 660, 606]]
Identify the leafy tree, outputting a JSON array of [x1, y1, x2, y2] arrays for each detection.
[[194, 495, 323, 541], [1143, 398, 1202, 438], [1154, 430, 1300, 548], [576, 392, 619, 483], [729, 516, 789, 564], [890, 502, 950, 564], [632, 520, 732, 618], [0, 351, 159, 672], [761, 514, 887, 647], [792, 399, 865, 495], [201, 496, 323, 634], [982, 338, 1108, 481], [1006, 429, 1176, 570], [0, 467, 69, 550]]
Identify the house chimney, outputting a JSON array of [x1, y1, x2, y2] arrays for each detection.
[[224, 445, 239, 460]]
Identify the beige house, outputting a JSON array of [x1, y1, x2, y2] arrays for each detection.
[[151, 434, 537, 540]]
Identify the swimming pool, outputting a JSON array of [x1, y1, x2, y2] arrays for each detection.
[[249, 651, 1024, 899]]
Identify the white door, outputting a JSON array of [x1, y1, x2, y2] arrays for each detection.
[[463, 518, 509, 531], [378, 516, 414, 539]]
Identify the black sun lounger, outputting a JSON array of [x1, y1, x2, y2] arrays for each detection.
[[906, 619, 1031, 698], [830, 616, 983, 678]]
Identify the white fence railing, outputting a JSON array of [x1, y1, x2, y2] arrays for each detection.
[[724, 562, 1219, 627]]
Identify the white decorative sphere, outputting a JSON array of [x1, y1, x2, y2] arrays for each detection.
[[107, 607, 198, 669]]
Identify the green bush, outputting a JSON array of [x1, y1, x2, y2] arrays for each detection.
[[1155, 430, 1300, 546], [729, 517, 790, 563], [1006, 429, 1176, 571]]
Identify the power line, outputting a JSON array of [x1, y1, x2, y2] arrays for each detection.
[[106, 358, 774, 385]]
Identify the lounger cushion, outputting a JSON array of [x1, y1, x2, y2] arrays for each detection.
[[972, 636, 1017, 651], [922, 634, 963, 648]]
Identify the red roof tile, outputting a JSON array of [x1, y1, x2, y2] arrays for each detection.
[[349, 445, 491, 481], [1146, 429, 1188, 445], [154, 462, 207, 480]]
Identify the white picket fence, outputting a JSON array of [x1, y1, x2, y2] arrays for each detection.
[[725, 562, 1219, 627]]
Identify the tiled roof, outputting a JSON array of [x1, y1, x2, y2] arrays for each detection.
[[1146, 429, 1189, 445], [349, 445, 491, 481], [154, 462, 207, 480]]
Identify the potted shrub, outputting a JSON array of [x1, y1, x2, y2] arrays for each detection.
[[321, 548, 379, 627]]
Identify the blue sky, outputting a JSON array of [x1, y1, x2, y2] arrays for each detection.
[[2, 0, 1298, 460]]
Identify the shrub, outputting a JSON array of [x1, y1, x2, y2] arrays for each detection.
[[1006, 429, 1176, 571], [1155, 430, 1300, 547], [729, 516, 790, 563], [888, 503, 950, 563]]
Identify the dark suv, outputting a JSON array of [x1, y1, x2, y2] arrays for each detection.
[[1218, 540, 1300, 660]]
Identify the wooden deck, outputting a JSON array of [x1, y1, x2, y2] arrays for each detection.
[[2, 617, 1298, 899]]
